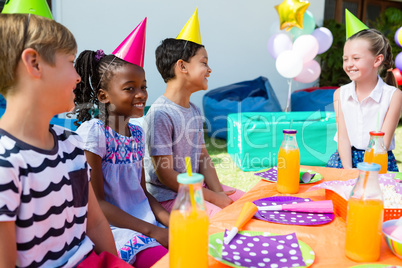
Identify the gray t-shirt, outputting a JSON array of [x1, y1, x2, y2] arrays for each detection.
[[144, 95, 204, 202]]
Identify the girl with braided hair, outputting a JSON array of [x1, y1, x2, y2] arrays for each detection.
[[327, 29, 402, 170], [72, 47, 169, 267]]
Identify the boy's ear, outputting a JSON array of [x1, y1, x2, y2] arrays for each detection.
[[176, 59, 187, 74], [20, 48, 41, 78], [97, 89, 110, 104], [374, 54, 384, 68]]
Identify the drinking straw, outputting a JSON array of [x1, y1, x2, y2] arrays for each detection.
[[376, 111, 380, 132], [362, 170, 369, 200], [285, 79, 292, 112], [185, 157, 197, 211]]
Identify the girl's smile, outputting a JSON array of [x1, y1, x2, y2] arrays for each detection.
[[102, 63, 148, 120]]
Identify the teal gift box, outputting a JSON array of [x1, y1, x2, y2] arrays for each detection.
[[227, 111, 337, 171]]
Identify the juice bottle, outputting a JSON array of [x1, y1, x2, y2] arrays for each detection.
[[363, 131, 388, 174], [277, 129, 300, 194], [345, 162, 383, 262], [169, 173, 209, 268]]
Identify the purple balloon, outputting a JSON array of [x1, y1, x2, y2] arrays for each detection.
[[395, 27, 402, 48], [312, 27, 333, 54], [395, 52, 402, 71], [267, 32, 293, 59]]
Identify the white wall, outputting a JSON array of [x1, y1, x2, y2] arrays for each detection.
[[53, 0, 325, 112]]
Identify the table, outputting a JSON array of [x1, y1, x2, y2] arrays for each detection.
[[152, 166, 402, 267]]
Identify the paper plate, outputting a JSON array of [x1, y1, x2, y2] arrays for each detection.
[[255, 167, 323, 184], [253, 196, 335, 226], [209, 230, 315, 268]]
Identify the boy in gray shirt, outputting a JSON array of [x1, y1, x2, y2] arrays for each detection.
[[144, 36, 244, 217]]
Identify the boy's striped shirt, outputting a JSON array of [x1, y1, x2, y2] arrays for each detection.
[[0, 125, 94, 267]]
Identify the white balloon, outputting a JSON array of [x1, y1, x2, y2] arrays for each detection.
[[275, 50, 303, 78], [292, 35, 319, 63]]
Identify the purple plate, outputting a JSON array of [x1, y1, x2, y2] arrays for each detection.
[[253, 196, 335, 226]]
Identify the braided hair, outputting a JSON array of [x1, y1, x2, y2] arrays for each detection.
[[71, 50, 129, 126], [348, 29, 397, 88]]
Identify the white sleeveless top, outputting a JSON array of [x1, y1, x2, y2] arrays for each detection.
[[334, 76, 396, 150]]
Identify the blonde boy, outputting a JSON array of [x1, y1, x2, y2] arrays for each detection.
[[0, 14, 119, 267]]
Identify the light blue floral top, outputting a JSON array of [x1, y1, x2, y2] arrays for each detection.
[[77, 119, 160, 264]]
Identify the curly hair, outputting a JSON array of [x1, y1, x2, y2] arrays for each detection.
[[155, 38, 204, 83], [70, 51, 130, 126]]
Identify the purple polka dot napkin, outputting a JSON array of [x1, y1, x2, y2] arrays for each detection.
[[255, 167, 278, 182], [222, 231, 306, 268], [254, 197, 335, 226]]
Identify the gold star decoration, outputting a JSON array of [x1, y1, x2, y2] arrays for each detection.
[[275, 0, 310, 31]]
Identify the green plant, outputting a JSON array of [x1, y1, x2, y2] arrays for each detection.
[[319, 8, 402, 88], [370, 7, 402, 79], [318, 19, 349, 87]]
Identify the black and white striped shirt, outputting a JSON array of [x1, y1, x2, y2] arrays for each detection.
[[0, 125, 94, 267]]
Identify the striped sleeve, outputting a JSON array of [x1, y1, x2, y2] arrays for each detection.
[[0, 152, 20, 221]]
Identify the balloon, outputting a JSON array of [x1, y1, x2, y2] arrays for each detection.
[[395, 27, 402, 48], [294, 60, 321, 83], [312, 27, 333, 54], [274, 0, 310, 31], [289, 10, 316, 40], [392, 68, 402, 86], [267, 32, 293, 59], [292, 34, 319, 63], [275, 50, 303, 78], [395, 52, 402, 71]]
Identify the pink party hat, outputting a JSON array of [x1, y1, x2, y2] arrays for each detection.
[[113, 17, 147, 67], [345, 9, 368, 39]]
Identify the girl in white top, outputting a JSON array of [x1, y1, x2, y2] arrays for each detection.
[[327, 29, 402, 171]]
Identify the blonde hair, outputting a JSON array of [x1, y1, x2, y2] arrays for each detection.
[[348, 29, 397, 87], [0, 14, 77, 95]]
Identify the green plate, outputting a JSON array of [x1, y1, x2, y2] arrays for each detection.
[[208, 231, 315, 268], [389, 171, 402, 180], [300, 168, 323, 184]]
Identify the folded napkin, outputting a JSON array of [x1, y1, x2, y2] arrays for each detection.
[[254, 167, 316, 183], [222, 231, 306, 268], [255, 167, 278, 182], [254, 197, 334, 226]]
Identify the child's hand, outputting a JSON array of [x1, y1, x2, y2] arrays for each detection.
[[212, 190, 236, 208], [152, 226, 169, 249]]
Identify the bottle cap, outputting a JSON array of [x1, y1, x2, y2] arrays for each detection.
[[369, 131, 385, 136], [357, 162, 381, 172], [177, 173, 204, 184], [283, 129, 297, 134]]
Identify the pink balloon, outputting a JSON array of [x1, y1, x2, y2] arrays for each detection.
[[312, 27, 333, 54], [267, 32, 293, 59], [292, 34, 319, 63], [294, 60, 321, 83]]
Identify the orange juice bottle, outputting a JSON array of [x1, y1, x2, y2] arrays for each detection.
[[345, 162, 383, 262], [363, 131, 388, 174], [277, 129, 300, 194], [169, 173, 209, 268]]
